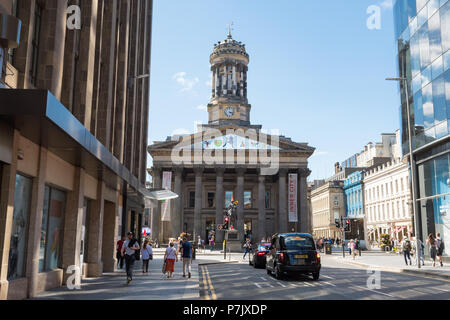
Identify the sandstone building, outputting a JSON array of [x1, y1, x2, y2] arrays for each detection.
[[0, 0, 153, 299]]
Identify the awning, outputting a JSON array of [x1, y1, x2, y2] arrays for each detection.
[[0, 89, 145, 197]]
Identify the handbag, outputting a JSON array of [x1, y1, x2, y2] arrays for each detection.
[[162, 259, 167, 274]]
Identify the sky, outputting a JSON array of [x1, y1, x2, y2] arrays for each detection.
[[147, 0, 400, 182]]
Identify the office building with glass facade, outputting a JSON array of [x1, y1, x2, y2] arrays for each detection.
[[394, 0, 450, 257]]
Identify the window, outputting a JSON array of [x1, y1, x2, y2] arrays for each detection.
[[225, 191, 234, 208], [39, 186, 66, 272], [265, 191, 270, 209], [8, 174, 32, 280], [244, 191, 252, 209], [189, 191, 195, 208], [30, 2, 43, 86], [334, 196, 339, 206], [207, 192, 215, 208]]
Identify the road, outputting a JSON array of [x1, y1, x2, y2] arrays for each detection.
[[199, 255, 450, 300]]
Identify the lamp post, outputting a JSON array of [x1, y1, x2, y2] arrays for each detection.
[[386, 77, 421, 268]]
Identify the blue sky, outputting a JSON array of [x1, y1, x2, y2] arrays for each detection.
[[147, 0, 400, 181]]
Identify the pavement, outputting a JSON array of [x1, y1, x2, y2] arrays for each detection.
[[32, 248, 243, 300], [331, 250, 450, 280]]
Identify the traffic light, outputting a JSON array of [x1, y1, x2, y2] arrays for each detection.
[[223, 216, 230, 230], [345, 219, 351, 232], [335, 219, 340, 228]]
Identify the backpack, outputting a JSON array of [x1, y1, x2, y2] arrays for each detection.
[[438, 239, 445, 251], [128, 238, 140, 261], [403, 240, 411, 251]]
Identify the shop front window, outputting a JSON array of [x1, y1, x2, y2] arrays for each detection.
[[8, 174, 32, 280], [418, 153, 450, 256], [39, 186, 66, 272]]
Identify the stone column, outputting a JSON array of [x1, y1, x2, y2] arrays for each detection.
[[298, 169, 309, 233], [215, 167, 225, 244], [211, 68, 216, 97], [102, 198, 119, 272], [278, 169, 288, 233], [62, 168, 85, 284], [172, 167, 183, 238], [257, 173, 266, 243], [223, 65, 227, 95], [0, 130, 19, 300], [86, 181, 105, 277], [25, 146, 48, 298], [151, 168, 162, 242], [236, 167, 245, 241], [232, 65, 237, 95], [194, 167, 204, 241]]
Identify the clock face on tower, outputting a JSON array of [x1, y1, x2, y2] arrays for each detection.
[[224, 107, 235, 118]]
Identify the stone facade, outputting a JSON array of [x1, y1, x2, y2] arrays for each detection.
[[0, 0, 153, 299], [148, 33, 315, 245], [311, 181, 345, 239], [364, 158, 412, 246]]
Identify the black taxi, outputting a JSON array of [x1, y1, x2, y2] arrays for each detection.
[[266, 233, 321, 280]]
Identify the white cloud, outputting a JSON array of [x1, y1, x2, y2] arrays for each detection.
[[196, 105, 208, 111], [380, 0, 393, 9], [172, 72, 199, 92]]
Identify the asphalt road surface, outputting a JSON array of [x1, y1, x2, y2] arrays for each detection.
[[199, 255, 450, 300]]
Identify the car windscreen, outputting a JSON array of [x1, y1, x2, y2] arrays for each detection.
[[282, 236, 315, 250]]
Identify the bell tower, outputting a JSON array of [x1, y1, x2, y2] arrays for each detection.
[[207, 27, 251, 126]]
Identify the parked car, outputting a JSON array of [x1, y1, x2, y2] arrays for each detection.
[[266, 233, 321, 280], [249, 242, 271, 268]]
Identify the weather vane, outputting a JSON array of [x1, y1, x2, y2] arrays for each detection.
[[227, 21, 234, 38]]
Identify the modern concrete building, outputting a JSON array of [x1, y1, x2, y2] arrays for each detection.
[[148, 32, 315, 245], [311, 180, 345, 239], [0, 0, 153, 299], [364, 158, 412, 246]]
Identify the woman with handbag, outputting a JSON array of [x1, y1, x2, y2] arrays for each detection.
[[426, 233, 438, 267], [164, 242, 178, 279], [141, 239, 153, 274]]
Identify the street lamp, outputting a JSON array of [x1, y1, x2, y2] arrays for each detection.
[[386, 77, 421, 268], [128, 73, 150, 89]]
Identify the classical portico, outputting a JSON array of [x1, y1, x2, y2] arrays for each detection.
[[148, 31, 314, 245]]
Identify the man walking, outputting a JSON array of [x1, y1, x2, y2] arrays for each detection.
[[122, 232, 140, 284], [402, 237, 412, 266], [116, 236, 125, 269], [436, 233, 445, 267], [181, 236, 193, 279]]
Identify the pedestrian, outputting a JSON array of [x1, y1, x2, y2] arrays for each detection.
[[181, 236, 193, 279], [121, 232, 140, 285], [243, 238, 251, 260], [401, 237, 412, 266], [436, 233, 445, 267], [209, 236, 215, 252], [197, 235, 202, 253], [355, 239, 361, 256], [417, 238, 425, 266], [164, 242, 178, 279], [116, 236, 125, 269], [426, 233, 438, 267], [350, 240, 356, 260], [141, 239, 153, 274]]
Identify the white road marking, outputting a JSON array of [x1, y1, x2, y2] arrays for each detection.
[[322, 281, 336, 287], [276, 281, 287, 288], [434, 287, 450, 293], [353, 285, 394, 298], [303, 282, 315, 287], [322, 275, 334, 280], [254, 283, 262, 289]]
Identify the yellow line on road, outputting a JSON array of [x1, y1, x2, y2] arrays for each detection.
[[201, 266, 210, 300], [204, 266, 217, 300]]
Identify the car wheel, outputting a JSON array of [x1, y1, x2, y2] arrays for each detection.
[[275, 265, 282, 280], [312, 272, 320, 281]]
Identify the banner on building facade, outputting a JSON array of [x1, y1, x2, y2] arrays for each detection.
[[161, 171, 172, 221], [288, 173, 298, 223]]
